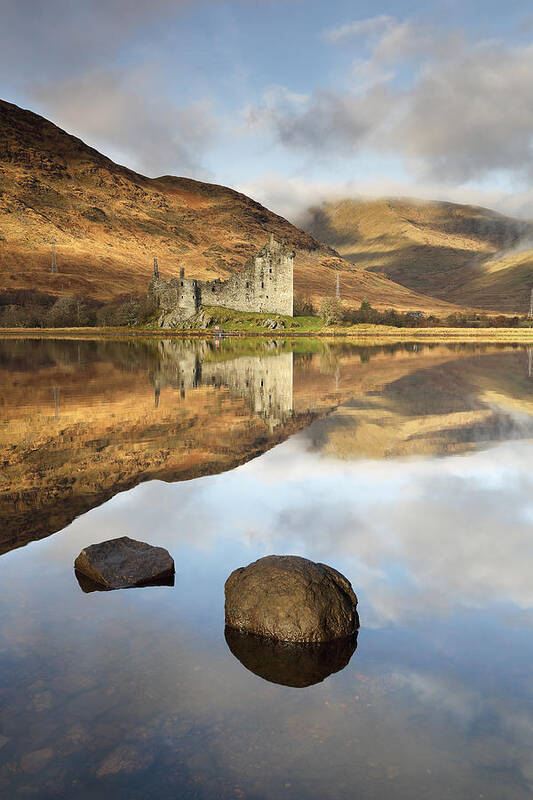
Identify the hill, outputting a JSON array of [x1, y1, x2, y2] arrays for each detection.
[[307, 349, 533, 460], [304, 197, 533, 313], [0, 100, 453, 313]]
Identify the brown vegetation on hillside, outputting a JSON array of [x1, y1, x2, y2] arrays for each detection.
[[304, 197, 533, 313], [0, 100, 456, 314]]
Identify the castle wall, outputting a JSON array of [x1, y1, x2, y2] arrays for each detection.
[[149, 275, 199, 319], [200, 237, 293, 316], [203, 352, 293, 429], [148, 236, 294, 321]]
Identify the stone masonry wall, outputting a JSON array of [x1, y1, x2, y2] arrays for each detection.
[[148, 235, 294, 321]]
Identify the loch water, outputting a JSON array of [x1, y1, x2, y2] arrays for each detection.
[[1, 336, 533, 799]]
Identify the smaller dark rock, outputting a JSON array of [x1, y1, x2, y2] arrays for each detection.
[[75, 570, 174, 593], [225, 627, 357, 687], [74, 537, 174, 590]]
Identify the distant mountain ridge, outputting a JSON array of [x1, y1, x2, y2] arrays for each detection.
[[304, 197, 533, 313], [0, 100, 454, 313]]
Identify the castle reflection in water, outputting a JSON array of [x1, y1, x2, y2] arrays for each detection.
[[3, 336, 533, 557], [150, 339, 294, 429]]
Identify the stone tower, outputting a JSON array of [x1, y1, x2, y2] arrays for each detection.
[[148, 236, 294, 324]]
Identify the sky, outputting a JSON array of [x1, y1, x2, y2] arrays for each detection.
[[2, 0, 533, 222]]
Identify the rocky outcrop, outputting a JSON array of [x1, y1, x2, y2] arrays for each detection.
[[74, 537, 174, 590], [262, 318, 286, 330], [225, 627, 357, 687], [224, 555, 359, 642]]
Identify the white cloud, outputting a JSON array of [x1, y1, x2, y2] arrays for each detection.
[[30, 67, 218, 177], [323, 14, 396, 44], [251, 18, 533, 189], [236, 172, 533, 225]]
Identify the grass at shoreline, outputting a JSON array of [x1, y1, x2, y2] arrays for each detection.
[[3, 305, 533, 342], [2, 323, 533, 343]]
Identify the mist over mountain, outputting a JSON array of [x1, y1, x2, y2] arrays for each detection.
[[304, 197, 533, 313]]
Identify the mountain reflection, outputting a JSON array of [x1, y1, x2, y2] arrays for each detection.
[[1, 337, 533, 555], [225, 627, 358, 687]]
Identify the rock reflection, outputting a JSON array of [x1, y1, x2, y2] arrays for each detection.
[[74, 570, 175, 593], [224, 627, 358, 687]]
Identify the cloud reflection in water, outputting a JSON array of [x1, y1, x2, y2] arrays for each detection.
[[57, 431, 533, 630]]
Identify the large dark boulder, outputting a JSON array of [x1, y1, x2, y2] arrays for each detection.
[[224, 555, 358, 642], [225, 627, 357, 687], [74, 537, 174, 590]]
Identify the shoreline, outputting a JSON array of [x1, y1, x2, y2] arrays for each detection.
[[2, 325, 533, 343]]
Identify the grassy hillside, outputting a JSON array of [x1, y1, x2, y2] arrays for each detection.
[[304, 197, 533, 313], [0, 100, 454, 314]]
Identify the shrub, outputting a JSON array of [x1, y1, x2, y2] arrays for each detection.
[[294, 293, 316, 316], [319, 296, 344, 325], [96, 295, 157, 327], [45, 296, 94, 327]]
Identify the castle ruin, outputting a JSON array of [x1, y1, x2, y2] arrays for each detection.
[[148, 235, 294, 325]]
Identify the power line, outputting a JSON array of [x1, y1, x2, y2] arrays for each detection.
[[50, 237, 58, 273]]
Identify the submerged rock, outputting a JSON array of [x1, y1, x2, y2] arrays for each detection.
[[74, 537, 174, 590], [21, 747, 53, 773], [96, 744, 154, 777], [225, 627, 357, 687], [224, 555, 358, 642]]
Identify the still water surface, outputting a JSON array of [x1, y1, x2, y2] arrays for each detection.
[[1, 337, 533, 798]]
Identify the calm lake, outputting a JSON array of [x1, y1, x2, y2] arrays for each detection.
[[1, 336, 533, 799]]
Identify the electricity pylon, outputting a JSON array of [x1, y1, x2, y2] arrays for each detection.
[[50, 237, 58, 273]]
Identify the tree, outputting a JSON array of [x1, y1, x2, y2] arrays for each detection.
[[45, 296, 93, 327], [350, 299, 376, 324], [96, 295, 157, 327], [319, 296, 344, 325], [293, 293, 316, 316]]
